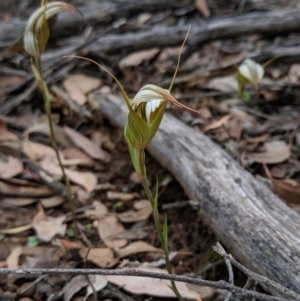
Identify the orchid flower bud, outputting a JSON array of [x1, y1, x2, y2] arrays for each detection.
[[237, 58, 264, 88], [24, 1, 78, 57]]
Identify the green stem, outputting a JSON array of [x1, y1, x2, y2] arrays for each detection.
[[33, 57, 77, 238], [136, 149, 185, 301]]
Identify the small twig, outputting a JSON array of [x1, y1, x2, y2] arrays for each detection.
[[84, 248, 97, 301], [19, 275, 48, 294], [219, 243, 234, 301], [0, 268, 296, 301], [213, 243, 300, 301], [27, 162, 68, 197]]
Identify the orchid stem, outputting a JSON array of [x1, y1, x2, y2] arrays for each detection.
[[32, 57, 77, 238], [136, 149, 185, 301]]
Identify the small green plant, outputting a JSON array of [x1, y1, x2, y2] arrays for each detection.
[[236, 58, 264, 100], [68, 27, 198, 301], [24, 1, 81, 236], [236, 56, 282, 100]]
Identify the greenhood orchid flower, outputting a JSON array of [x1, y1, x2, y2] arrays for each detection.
[[66, 27, 198, 152], [24, 1, 78, 57]]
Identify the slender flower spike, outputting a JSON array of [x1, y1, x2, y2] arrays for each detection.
[[24, 1, 78, 57], [238, 58, 264, 88]]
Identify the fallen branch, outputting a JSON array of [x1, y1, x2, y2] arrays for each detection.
[[87, 8, 300, 54], [0, 267, 296, 301]]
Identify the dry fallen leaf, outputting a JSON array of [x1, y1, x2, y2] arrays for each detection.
[[0, 156, 23, 179], [0, 122, 20, 142], [106, 191, 137, 202], [0, 180, 53, 197], [64, 126, 108, 161], [63, 74, 101, 105], [98, 214, 127, 248], [39, 159, 97, 193], [6, 246, 23, 268], [40, 196, 65, 208], [247, 140, 290, 164], [85, 200, 108, 219], [84, 275, 107, 301], [119, 48, 160, 68], [106, 267, 201, 300], [117, 200, 152, 223], [206, 75, 238, 92], [2, 197, 37, 207], [203, 115, 232, 133], [33, 215, 66, 242], [79, 246, 118, 268], [273, 178, 300, 204], [63, 275, 88, 301], [119, 241, 160, 258], [22, 139, 57, 161], [63, 274, 107, 301], [62, 147, 94, 166], [195, 0, 210, 17], [24, 122, 73, 148]]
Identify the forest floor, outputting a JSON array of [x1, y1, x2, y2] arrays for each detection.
[[0, 0, 300, 300]]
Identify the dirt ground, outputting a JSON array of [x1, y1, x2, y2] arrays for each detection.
[[0, 0, 300, 300]]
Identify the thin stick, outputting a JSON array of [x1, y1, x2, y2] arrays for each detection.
[[213, 243, 300, 301], [0, 268, 295, 301]]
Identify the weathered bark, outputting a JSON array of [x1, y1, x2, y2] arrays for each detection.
[[98, 94, 300, 296]]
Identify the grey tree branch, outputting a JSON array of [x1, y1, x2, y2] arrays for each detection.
[[213, 243, 300, 301], [0, 268, 296, 301], [219, 243, 235, 301]]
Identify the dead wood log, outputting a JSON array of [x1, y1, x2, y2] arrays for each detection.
[[2, 6, 300, 53], [87, 8, 300, 54], [97, 94, 300, 296]]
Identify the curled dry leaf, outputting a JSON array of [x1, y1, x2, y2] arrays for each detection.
[[246, 140, 290, 164], [63, 275, 88, 301], [0, 156, 23, 179], [106, 267, 201, 300], [0, 204, 46, 235], [98, 214, 127, 248], [106, 191, 137, 202], [203, 114, 232, 133], [2, 197, 37, 207], [0, 180, 53, 198], [117, 200, 152, 223], [64, 126, 109, 161], [33, 215, 66, 242]]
